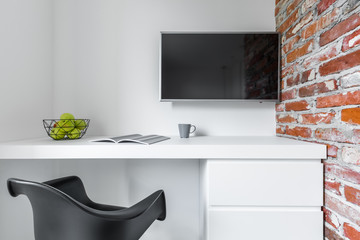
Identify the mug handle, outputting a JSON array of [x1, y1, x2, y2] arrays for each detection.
[[190, 125, 196, 134]]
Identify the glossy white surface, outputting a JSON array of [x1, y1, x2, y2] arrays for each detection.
[[201, 158, 324, 240], [208, 209, 323, 240], [0, 136, 326, 159], [208, 160, 323, 206]]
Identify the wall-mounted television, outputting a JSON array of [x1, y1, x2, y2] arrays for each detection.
[[160, 32, 280, 102]]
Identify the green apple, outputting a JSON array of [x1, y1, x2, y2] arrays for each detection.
[[67, 128, 81, 139], [60, 113, 75, 120], [75, 119, 87, 130], [50, 127, 66, 140], [57, 120, 75, 133]]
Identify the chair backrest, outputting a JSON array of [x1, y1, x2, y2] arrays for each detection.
[[8, 178, 95, 240], [44, 176, 90, 204]]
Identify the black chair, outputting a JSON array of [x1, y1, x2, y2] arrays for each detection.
[[7, 176, 166, 240]]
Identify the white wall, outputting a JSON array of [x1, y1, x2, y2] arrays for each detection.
[[1, 1, 276, 240], [126, 159, 201, 240], [0, 0, 53, 142], [53, 0, 121, 134], [53, 0, 276, 136]]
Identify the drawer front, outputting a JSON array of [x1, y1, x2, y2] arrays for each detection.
[[208, 209, 323, 240], [208, 160, 323, 206]]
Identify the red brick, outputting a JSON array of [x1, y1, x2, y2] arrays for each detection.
[[319, 49, 360, 76], [277, 114, 297, 123], [276, 103, 285, 112], [286, 11, 313, 39], [324, 207, 341, 229], [342, 108, 360, 124], [325, 226, 342, 240], [286, 74, 300, 87], [287, 40, 314, 63], [325, 163, 360, 185], [325, 194, 360, 226], [342, 28, 360, 52], [282, 64, 295, 78], [303, 43, 338, 68], [299, 112, 335, 124], [318, 0, 336, 15], [276, 12, 285, 26], [301, 0, 317, 13], [315, 128, 349, 143], [283, 36, 300, 54], [320, 13, 360, 46], [286, 126, 312, 138], [301, 22, 317, 40], [278, 10, 299, 33], [327, 144, 338, 157], [317, 90, 360, 108], [275, 5, 280, 17], [285, 100, 310, 111], [286, 0, 302, 15], [325, 180, 341, 195], [301, 69, 315, 82], [276, 125, 286, 134], [281, 88, 296, 101], [344, 223, 360, 240], [276, 0, 289, 7], [344, 185, 360, 206], [301, 8, 339, 39], [299, 79, 337, 97]]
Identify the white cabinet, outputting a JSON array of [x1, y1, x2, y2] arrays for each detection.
[[202, 159, 323, 240], [208, 210, 323, 240]]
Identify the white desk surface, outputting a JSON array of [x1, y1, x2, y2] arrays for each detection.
[[0, 136, 327, 160]]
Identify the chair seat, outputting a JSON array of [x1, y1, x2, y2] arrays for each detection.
[[8, 176, 166, 240]]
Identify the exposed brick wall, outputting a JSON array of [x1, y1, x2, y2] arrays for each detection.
[[275, 0, 360, 239]]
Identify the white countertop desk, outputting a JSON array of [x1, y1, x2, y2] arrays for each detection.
[[0, 136, 327, 240], [0, 136, 326, 160]]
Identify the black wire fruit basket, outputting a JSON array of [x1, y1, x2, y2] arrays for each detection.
[[43, 119, 90, 140]]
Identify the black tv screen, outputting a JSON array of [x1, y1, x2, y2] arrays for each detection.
[[160, 32, 280, 101]]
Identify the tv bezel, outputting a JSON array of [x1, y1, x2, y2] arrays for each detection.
[[159, 31, 281, 102]]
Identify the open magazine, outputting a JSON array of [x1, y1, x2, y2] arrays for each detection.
[[90, 134, 170, 145]]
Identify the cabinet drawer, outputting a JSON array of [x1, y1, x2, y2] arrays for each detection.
[[208, 160, 323, 206], [208, 209, 323, 240]]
